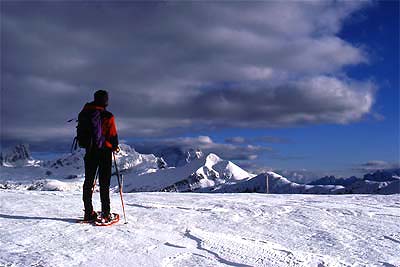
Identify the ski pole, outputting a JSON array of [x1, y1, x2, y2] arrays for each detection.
[[113, 152, 127, 224], [91, 169, 98, 195]]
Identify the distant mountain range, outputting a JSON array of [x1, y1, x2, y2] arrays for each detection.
[[306, 170, 400, 194], [1, 144, 398, 194]]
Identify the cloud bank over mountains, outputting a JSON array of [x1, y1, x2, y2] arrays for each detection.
[[2, 1, 375, 144], [355, 160, 400, 172], [132, 135, 271, 163]]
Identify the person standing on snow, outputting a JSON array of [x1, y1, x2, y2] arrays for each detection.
[[78, 90, 119, 223]]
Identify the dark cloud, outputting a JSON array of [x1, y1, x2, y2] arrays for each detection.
[[1, 1, 375, 148], [254, 136, 291, 144], [225, 137, 246, 144], [354, 160, 400, 172], [225, 135, 290, 144], [268, 154, 307, 161]]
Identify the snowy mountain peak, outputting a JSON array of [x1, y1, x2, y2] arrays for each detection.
[[194, 149, 203, 158], [0, 144, 38, 167], [266, 171, 284, 179], [155, 153, 252, 192], [113, 144, 161, 174], [197, 153, 250, 183], [117, 143, 136, 155], [186, 148, 203, 162], [204, 153, 222, 168]]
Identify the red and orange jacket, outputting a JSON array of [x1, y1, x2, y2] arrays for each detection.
[[81, 102, 119, 151]]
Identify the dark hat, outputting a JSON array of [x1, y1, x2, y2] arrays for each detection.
[[94, 90, 109, 107]]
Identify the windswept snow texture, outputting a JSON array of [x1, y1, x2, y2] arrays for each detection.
[[0, 191, 399, 266]]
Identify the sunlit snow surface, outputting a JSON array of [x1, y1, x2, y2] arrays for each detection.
[[0, 191, 399, 266]]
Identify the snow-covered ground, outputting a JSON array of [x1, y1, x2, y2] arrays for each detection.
[[1, 190, 399, 267]]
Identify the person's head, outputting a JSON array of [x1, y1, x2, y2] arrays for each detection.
[[94, 90, 109, 107]]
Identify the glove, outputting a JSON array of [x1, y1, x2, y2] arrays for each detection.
[[113, 145, 120, 153]]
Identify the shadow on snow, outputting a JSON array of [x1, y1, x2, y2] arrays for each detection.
[[0, 213, 77, 223]]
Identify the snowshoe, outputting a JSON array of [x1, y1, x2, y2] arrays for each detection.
[[77, 210, 99, 224], [95, 212, 119, 226]]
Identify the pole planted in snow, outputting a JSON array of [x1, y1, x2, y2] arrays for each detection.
[[113, 152, 127, 224]]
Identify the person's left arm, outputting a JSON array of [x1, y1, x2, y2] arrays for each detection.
[[107, 115, 119, 152]]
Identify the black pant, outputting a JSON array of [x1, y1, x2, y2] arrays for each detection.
[[83, 147, 112, 215]]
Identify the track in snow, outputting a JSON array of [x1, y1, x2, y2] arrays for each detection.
[[0, 190, 399, 266]]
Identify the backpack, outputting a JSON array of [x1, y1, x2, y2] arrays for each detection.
[[70, 110, 94, 152], [76, 110, 94, 149], [71, 104, 104, 152]]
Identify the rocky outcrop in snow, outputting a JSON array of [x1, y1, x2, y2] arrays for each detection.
[[0, 144, 39, 167]]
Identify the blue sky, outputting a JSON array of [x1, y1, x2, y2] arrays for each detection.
[[192, 1, 400, 176], [1, 1, 399, 177]]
